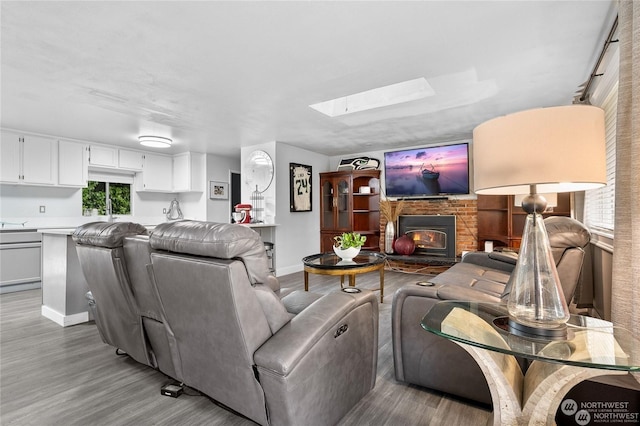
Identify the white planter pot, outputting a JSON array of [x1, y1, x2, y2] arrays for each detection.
[[333, 246, 361, 261]]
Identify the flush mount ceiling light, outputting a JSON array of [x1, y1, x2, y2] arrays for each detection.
[[138, 135, 172, 148], [310, 77, 435, 117]]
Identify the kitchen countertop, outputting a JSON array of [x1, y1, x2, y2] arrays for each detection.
[[3, 219, 278, 235], [0, 216, 166, 232], [37, 228, 78, 235], [243, 223, 278, 228], [38, 223, 278, 235], [0, 228, 39, 233]]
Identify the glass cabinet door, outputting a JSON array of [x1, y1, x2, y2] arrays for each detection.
[[337, 178, 350, 229], [321, 180, 334, 229]]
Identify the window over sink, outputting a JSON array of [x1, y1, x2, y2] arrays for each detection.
[[82, 180, 131, 215]]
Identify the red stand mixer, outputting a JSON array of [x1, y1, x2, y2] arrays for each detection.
[[233, 204, 252, 224]]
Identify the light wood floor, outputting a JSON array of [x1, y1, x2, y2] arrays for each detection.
[[0, 269, 491, 425]]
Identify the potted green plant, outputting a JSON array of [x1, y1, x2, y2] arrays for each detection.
[[333, 232, 367, 261]]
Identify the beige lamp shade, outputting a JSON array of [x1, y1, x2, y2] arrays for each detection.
[[472, 105, 606, 195]]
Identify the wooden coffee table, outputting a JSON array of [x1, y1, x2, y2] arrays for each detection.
[[302, 251, 386, 303]]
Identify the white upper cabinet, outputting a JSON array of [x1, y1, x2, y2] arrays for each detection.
[[1, 130, 205, 194], [1, 130, 57, 185], [58, 140, 89, 187], [88, 145, 117, 168], [172, 152, 205, 192], [138, 153, 173, 192], [0, 131, 21, 183], [118, 149, 144, 171], [23, 135, 57, 185]]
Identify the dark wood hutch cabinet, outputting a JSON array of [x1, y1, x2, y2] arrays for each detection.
[[319, 170, 380, 252], [476, 193, 572, 251]]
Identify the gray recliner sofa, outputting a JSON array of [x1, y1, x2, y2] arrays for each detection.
[[75, 220, 379, 425], [391, 216, 591, 405], [147, 220, 379, 426]]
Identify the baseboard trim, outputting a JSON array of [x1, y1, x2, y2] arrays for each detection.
[[0, 282, 41, 294], [41, 305, 89, 327], [276, 263, 303, 277]]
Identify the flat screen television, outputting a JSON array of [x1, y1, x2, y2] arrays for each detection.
[[384, 142, 470, 197]]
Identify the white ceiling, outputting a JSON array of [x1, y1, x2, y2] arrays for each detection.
[[1, 1, 617, 158]]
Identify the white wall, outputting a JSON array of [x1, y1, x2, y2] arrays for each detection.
[[133, 189, 175, 218], [0, 185, 81, 217], [274, 143, 330, 275], [238, 142, 330, 275], [206, 153, 240, 223], [240, 142, 277, 221]]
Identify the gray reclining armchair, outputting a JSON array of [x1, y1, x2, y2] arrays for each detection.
[[73, 221, 152, 367], [147, 220, 379, 426], [122, 233, 180, 380], [392, 216, 591, 405]]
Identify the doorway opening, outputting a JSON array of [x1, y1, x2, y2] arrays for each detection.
[[230, 171, 241, 219]]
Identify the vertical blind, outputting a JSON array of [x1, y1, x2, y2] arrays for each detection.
[[584, 83, 617, 232]]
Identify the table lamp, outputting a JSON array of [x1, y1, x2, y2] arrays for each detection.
[[473, 105, 606, 338]]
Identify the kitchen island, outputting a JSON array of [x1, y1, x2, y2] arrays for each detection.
[[38, 228, 90, 327]]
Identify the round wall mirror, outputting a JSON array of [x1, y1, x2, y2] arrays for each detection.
[[245, 150, 274, 193]]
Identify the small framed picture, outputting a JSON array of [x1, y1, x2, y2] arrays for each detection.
[[209, 181, 229, 200], [290, 163, 312, 212]]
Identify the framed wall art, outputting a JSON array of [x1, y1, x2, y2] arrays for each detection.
[[209, 181, 229, 200], [289, 163, 312, 212]]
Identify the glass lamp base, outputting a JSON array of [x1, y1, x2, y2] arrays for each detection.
[[507, 317, 567, 340], [507, 212, 570, 328], [493, 316, 568, 340]]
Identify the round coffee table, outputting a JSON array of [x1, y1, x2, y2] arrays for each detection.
[[302, 251, 386, 303]]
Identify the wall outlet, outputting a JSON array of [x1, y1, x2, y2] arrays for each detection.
[[39, 206, 46, 213]]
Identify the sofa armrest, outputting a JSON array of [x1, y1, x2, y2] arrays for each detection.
[[391, 282, 441, 301], [391, 283, 497, 406], [462, 251, 517, 273], [436, 285, 503, 303], [254, 289, 378, 425], [281, 290, 324, 315], [254, 289, 377, 375]]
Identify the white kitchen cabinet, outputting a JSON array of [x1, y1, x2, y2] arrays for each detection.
[[138, 153, 173, 192], [0, 130, 57, 185], [173, 152, 205, 192], [118, 149, 144, 171], [89, 145, 117, 168], [0, 230, 42, 294], [58, 140, 89, 187], [0, 131, 20, 183], [23, 136, 57, 185]]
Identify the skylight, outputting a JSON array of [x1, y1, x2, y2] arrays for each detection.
[[309, 77, 435, 117]]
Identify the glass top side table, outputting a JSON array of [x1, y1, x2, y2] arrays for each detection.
[[302, 251, 386, 303], [421, 301, 640, 425]]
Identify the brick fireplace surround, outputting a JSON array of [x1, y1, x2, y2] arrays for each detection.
[[379, 198, 478, 274]]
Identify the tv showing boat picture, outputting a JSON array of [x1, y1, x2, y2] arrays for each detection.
[[384, 142, 470, 197]]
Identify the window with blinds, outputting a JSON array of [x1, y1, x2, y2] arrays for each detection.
[[584, 83, 617, 233]]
